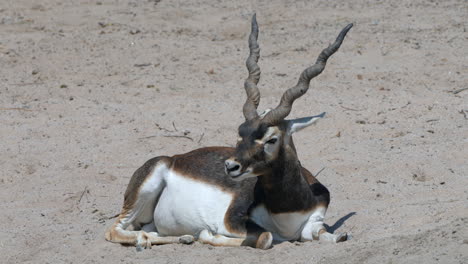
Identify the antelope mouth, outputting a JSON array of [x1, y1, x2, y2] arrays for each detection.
[[229, 168, 254, 181]]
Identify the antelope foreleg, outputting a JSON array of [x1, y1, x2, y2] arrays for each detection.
[[198, 229, 272, 250], [300, 206, 347, 243]]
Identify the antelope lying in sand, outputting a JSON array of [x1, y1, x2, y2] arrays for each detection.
[[106, 15, 352, 250]]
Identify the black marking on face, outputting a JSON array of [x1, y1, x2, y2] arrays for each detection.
[[238, 120, 268, 141], [230, 121, 280, 178]]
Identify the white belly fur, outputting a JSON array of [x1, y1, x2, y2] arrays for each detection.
[[153, 170, 235, 237], [250, 204, 312, 241]]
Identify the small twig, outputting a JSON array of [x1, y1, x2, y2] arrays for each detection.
[[401, 101, 411, 109], [376, 180, 388, 184], [139, 135, 158, 140], [109, 213, 119, 219], [134, 63, 151, 67], [426, 119, 439, 123], [97, 213, 120, 223], [389, 101, 411, 111], [0, 107, 33, 111], [139, 130, 193, 140], [459, 110, 467, 120], [120, 77, 139, 86], [172, 122, 178, 131], [78, 186, 88, 204], [452, 87, 468, 94], [155, 123, 172, 132], [111, 22, 141, 31], [101, 213, 119, 220], [163, 135, 193, 141], [314, 167, 326, 178], [197, 133, 205, 144], [339, 105, 365, 111]]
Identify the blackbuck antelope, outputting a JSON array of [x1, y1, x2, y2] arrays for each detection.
[[105, 14, 353, 250]]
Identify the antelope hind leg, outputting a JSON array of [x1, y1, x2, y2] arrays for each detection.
[[105, 157, 194, 249]]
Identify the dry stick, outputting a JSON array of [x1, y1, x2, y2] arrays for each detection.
[[78, 186, 88, 204], [140, 132, 194, 140], [155, 123, 173, 132], [400, 101, 411, 109], [339, 105, 365, 111], [459, 110, 467, 119], [139, 135, 157, 140], [163, 135, 193, 141], [314, 167, 326, 178], [197, 133, 205, 144], [172, 122, 178, 131], [109, 213, 119, 219], [134, 63, 151, 67], [452, 87, 468, 94], [99, 213, 119, 222]]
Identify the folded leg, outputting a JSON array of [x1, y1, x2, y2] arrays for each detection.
[[198, 221, 273, 249], [300, 206, 347, 243]]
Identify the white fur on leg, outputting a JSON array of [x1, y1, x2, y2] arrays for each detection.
[[198, 229, 246, 247], [300, 207, 348, 243], [319, 231, 348, 243], [300, 207, 326, 241]]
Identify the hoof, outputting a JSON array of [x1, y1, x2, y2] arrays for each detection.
[[256, 232, 273, 249], [336, 232, 348, 243], [135, 244, 144, 252], [179, 235, 195, 244]]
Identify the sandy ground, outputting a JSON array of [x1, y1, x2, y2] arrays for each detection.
[[1, 0, 467, 263]]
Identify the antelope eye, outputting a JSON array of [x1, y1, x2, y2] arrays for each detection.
[[266, 138, 277, 144]]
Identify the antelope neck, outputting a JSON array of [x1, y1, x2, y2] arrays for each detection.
[[255, 148, 313, 214]]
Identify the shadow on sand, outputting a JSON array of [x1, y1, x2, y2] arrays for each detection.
[[325, 212, 356, 233]]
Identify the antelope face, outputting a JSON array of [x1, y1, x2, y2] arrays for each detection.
[[225, 119, 284, 180], [225, 112, 325, 181]]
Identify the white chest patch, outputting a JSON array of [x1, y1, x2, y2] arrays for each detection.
[[153, 170, 235, 237], [250, 204, 312, 241]]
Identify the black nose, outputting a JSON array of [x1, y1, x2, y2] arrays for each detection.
[[227, 164, 240, 172], [225, 160, 241, 173]]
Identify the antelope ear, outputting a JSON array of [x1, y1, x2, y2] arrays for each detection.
[[286, 112, 326, 135]]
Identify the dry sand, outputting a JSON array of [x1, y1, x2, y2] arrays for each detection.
[[1, 0, 467, 263]]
